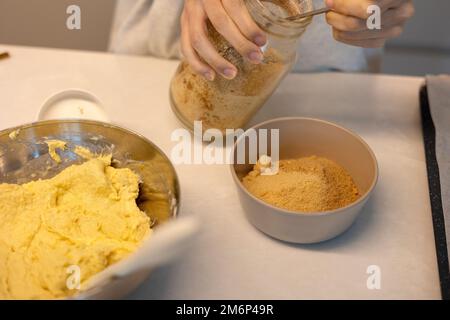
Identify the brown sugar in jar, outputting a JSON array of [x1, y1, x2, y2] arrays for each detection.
[[170, 0, 314, 133]]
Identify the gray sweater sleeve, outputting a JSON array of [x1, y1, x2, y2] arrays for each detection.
[[109, 0, 183, 59], [109, 0, 379, 72]]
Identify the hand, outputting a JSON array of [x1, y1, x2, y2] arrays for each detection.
[[181, 0, 267, 81], [325, 0, 415, 48]]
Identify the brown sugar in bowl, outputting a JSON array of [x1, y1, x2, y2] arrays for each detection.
[[230, 117, 378, 244]]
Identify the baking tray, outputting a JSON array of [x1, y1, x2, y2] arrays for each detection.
[[420, 85, 450, 300]]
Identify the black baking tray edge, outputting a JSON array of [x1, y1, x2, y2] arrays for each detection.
[[420, 85, 450, 300]]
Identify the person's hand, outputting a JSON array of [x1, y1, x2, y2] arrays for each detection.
[[325, 0, 415, 48], [181, 0, 267, 81]]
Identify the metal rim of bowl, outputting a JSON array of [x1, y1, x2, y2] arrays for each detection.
[[0, 119, 181, 220], [230, 116, 379, 217], [1, 119, 182, 298]]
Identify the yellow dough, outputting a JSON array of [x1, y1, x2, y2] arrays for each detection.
[[0, 157, 151, 299], [45, 140, 67, 163]]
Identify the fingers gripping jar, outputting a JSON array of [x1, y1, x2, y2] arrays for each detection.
[[170, 0, 313, 133]]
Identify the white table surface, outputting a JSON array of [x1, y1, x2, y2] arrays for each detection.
[[0, 45, 441, 299]]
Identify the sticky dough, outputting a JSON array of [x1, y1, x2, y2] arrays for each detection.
[[0, 156, 151, 299]]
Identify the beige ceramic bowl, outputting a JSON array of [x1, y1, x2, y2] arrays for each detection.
[[231, 117, 378, 244]]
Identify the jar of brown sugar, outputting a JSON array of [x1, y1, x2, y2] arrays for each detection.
[[170, 0, 313, 133]]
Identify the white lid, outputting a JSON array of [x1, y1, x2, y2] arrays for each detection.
[[38, 89, 110, 122]]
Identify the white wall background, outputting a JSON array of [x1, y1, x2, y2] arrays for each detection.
[[0, 0, 115, 51], [382, 0, 450, 76], [0, 0, 448, 76]]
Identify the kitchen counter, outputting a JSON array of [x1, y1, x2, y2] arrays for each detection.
[[0, 44, 440, 299]]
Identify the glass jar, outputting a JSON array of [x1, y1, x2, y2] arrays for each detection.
[[170, 0, 313, 133]]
